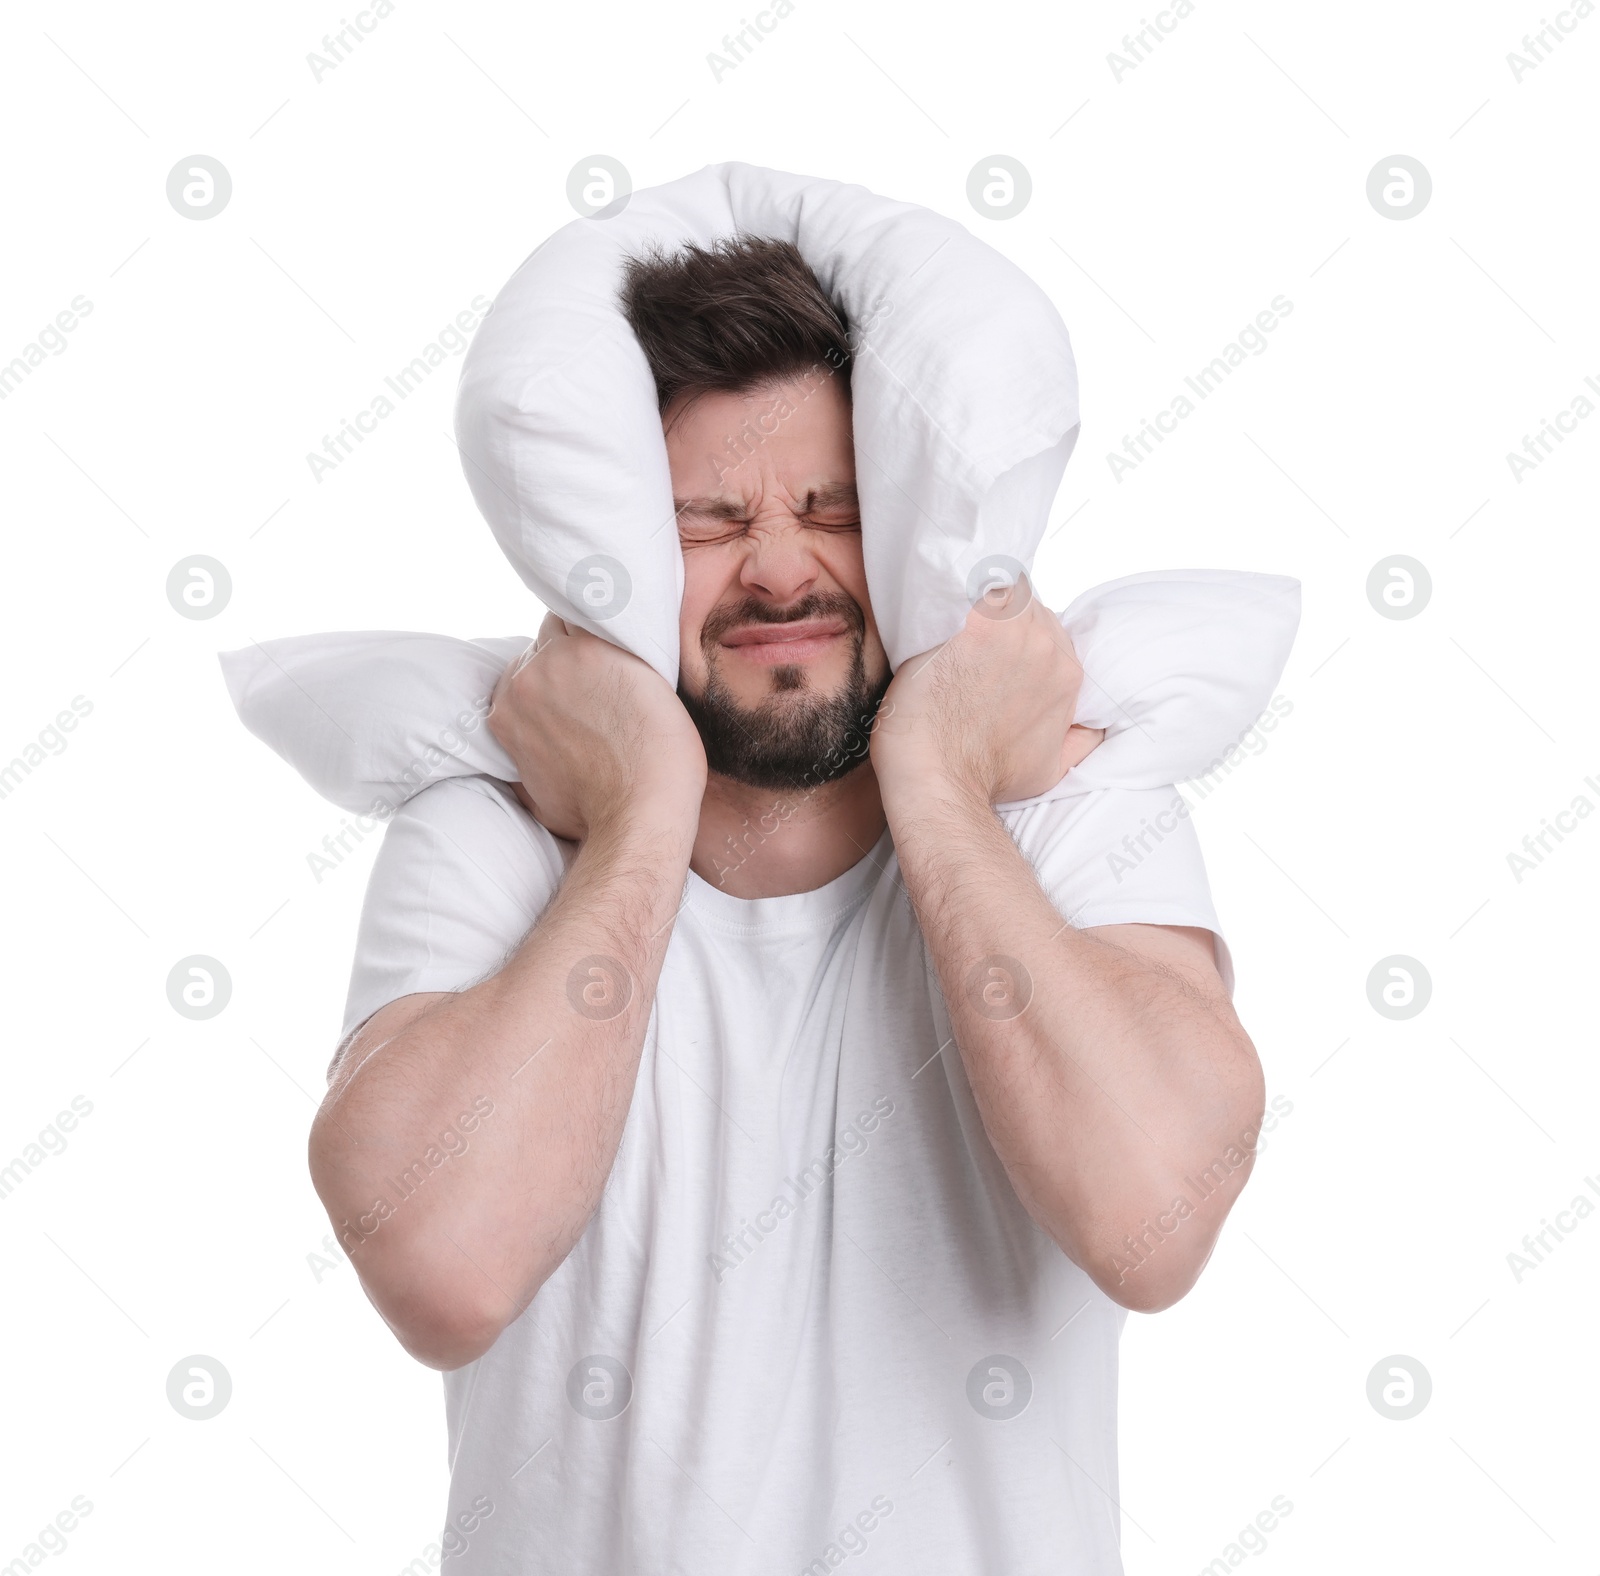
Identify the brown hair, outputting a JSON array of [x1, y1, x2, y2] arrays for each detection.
[[619, 236, 852, 418]]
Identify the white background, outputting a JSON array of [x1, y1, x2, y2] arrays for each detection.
[[2, 0, 1596, 1571]]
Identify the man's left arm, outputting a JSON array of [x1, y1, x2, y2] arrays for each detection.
[[872, 581, 1265, 1312]]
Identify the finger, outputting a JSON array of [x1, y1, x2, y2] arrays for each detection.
[[498, 641, 537, 691], [531, 612, 569, 656], [966, 570, 1028, 628], [1060, 724, 1105, 774]]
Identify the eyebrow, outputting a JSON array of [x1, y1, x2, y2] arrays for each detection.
[[673, 482, 859, 521]]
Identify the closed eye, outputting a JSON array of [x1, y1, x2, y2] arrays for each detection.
[[677, 515, 749, 548], [676, 515, 861, 547], [674, 484, 859, 547]]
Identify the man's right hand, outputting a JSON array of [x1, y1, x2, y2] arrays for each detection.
[[488, 613, 708, 843]]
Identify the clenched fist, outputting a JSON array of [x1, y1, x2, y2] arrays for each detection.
[[869, 577, 1103, 807], [488, 614, 708, 843]]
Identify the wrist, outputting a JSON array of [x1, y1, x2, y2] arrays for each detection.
[[876, 755, 991, 827], [584, 791, 701, 860]]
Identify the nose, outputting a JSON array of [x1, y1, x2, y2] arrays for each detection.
[[736, 509, 822, 606]]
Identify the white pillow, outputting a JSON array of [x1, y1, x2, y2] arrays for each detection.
[[1030, 568, 1303, 795], [221, 165, 1300, 825], [454, 160, 1080, 683], [218, 569, 1300, 821]]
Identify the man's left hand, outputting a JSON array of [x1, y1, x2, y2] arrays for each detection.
[[870, 575, 1104, 806]]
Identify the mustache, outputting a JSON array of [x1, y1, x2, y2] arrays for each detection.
[[699, 590, 865, 649]]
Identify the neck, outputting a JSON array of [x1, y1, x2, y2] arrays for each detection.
[[690, 762, 887, 898]]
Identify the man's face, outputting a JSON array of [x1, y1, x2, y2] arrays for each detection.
[[666, 369, 891, 790]]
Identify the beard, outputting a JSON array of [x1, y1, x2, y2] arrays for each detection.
[[677, 591, 891, 791]]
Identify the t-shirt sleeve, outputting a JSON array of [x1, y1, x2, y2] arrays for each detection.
[[332, 775, 574, 1073], [999, 783, 1235, 994]]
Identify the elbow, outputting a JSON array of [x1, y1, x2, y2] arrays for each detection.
[[1051, 1214, 1221, 1314], [1100, 1255, 1207, 1314], [1064, 1049, 1268, 1314], [387, 1293, 509, 1371], [1082, 1165, 1257, 1314], [352, 1244, 521, 1371], [1096, 1224, 1227, 1311], [306, 1134, 522, 1372]]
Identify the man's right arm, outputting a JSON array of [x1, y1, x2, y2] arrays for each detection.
[[307, 616, 706, 1372]]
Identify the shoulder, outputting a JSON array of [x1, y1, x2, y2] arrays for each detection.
[[337, 777, 574, 1054], [391, 772, 543, 835], [999, 781, 1199, 864], [382, 775, 571, 876], [360, 775, 575, 947], [997, 782, 1221, 935]]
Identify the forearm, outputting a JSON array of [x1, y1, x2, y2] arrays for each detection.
[[308, 811, 694, 1365], [886, 778, 1264, 1308]]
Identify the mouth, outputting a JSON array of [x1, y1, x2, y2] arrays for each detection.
[[719, 618, 850, 667]]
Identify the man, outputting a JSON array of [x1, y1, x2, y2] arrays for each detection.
[[309, 237, 1265, 1573]]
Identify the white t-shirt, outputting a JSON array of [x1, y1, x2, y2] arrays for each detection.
[[338, 773, 1229, 1575]]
